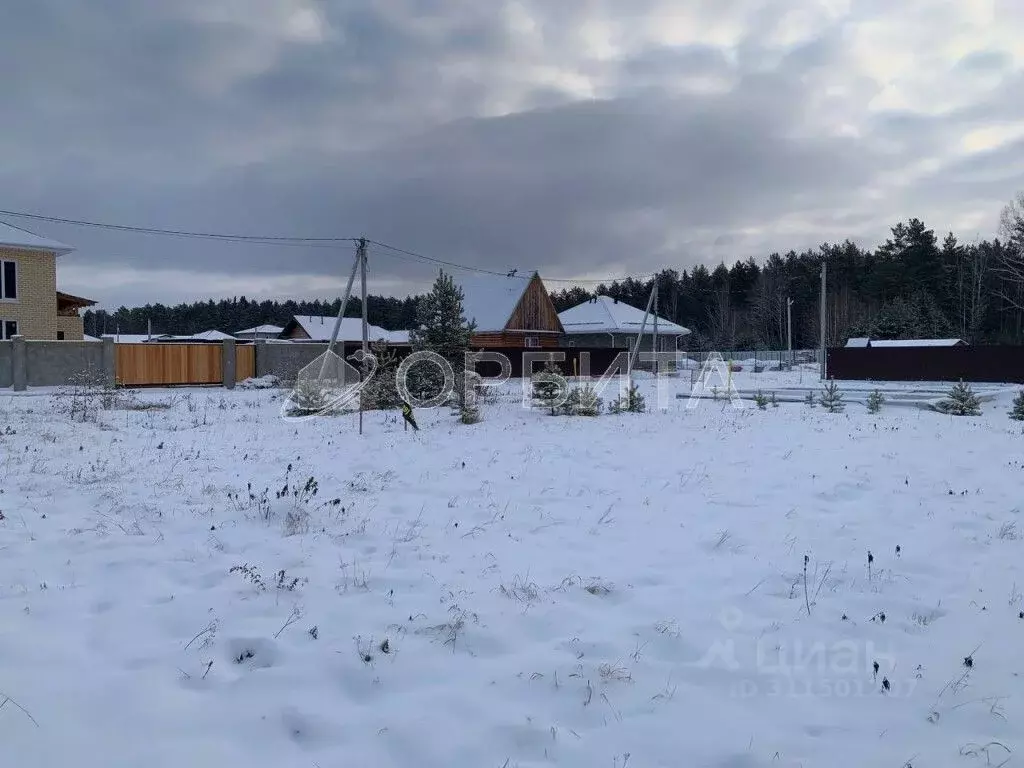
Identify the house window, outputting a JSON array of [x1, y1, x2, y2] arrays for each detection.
[[1, 260, 16, 300], [1, 320, 17, 340], [57, 331, 66, 340], [525, 336, 539, 348]]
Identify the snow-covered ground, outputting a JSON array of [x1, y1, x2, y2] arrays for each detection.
[[2, 374, 1024, 768]]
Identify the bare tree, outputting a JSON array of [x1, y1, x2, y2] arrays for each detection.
[[967, 242, 990, 340], [706, 290, 736, 349], [996, 191, 1024, 309]]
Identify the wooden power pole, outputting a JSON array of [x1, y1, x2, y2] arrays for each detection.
[[653, 274, 659, 377], [819, 260, 827, 380], [358, 237, 368, 435]]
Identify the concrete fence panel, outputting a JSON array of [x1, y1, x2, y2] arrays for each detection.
[[255, 342, 361, 384], [0, 341, 12, 388], [25, 340, 106, 387]]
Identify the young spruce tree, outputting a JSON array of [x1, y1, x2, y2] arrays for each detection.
[[1011, 390, 1024, 422], [866, 389, 885, 414], [531, 362, 565, 415], [408, 270, 475, 405], [936, 379, 982, 416], [819, 380, 844, 413], [610, 382, 646, 413]]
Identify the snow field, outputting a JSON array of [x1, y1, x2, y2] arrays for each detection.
[[1, 378, 1023, 767]]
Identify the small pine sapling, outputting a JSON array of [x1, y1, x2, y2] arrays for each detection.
[[819, 380, 844, 413], [935, 379, 981, 416], [562, 384, 602, 416], [770, 391, 779, 408], [1009, 390, 1024, 422], [459, 402, 482, 424], [458, 372, 483, 424], [610, 383, 646, 414], [804, 390, 816, 408], [754, 390, 769, 410], [866, 389, 885, 414], [289, 378, 330, 416], [531, 362, 566, 415]]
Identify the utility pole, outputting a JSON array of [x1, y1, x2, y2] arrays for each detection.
[[627, 281, 657, 383], [653, 274, 659, 377], [819, 260, 827, 380], [318, 243, 362, 381], [786, 296, 793, 367], [358, 237, 368, 436]]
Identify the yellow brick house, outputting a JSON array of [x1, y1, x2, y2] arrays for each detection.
[[0, 221, 95, 340]]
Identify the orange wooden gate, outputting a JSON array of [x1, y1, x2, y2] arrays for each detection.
[[115, 344, 223, 386], [236, 344, 255, 382]]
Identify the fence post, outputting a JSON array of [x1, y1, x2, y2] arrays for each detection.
[[101, 337, 116, 388], [12, 335, 27, 391], [222, 339, 236, 389], [254, 339, 266, 379]]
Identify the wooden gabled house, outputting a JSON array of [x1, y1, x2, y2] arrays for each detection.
[[458, 272, 564, 348]]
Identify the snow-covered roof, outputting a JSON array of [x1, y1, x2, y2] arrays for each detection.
[[845, 337, 870, 348], [558, 295, 690, 336], [184, 330, 235, 341], [290, 315, 395, 343], [83, 334, 102, 342], [101, 333, 171, 343], [0, 221, 75, 255], [236, 324, 283, 335], [457, 274, 532, 332], [870, 338, 967, 348], [388, 330, 410, 344]]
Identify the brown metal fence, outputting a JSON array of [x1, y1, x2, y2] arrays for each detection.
[[826, 346, 1024, 384]]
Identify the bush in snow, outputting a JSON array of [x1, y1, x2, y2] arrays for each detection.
[[610, 382, 646, 414], [459, 398, 482, 424], [935, 380, 981, 416], [1010, 390, 1024, 421], [561, 383, 602, 416], [459, 405, 481, 424], [866, 389, 885, 414], [804, 390, 816, 408], [819, 381, 844, 413], [55, 365, 125, 422], [287, 378, 331, 417], [360, 341, 401, 411], [531, 362, 566, 415], [753, 390, 769, 410]]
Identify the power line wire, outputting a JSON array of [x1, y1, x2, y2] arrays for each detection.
[[367, 239, 515, 278], [369, 238, 657, 285], [0, 207, 659, 285], [0, 209, 359, 244]]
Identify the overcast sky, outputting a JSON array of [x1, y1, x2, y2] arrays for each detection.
[[1, 0, 1022, 309]]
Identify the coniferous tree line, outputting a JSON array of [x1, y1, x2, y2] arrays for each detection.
[[84, 295, 420, 339], [85, 200, 1024, 350]]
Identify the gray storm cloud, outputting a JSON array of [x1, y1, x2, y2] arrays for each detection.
[[1, 0, 1021, 305]]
